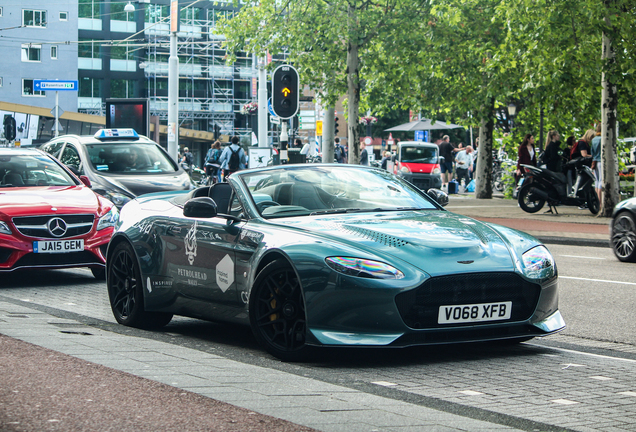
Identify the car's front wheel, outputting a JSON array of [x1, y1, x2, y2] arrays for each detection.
[[249, 259, 312, 362], [107, 242, 173, 329], [611, 211, 636, 262]]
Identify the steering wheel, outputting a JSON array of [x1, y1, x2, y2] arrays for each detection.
[[256, 200, 281, 212]]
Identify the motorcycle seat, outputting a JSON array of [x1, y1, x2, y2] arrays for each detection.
[[543, 169, 566, 184]]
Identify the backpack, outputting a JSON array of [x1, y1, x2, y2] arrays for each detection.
[[207, 148, 220, 164], [335, 145, 342, 162], [228, 146, 241, 171], [184, 152, 193, 166]]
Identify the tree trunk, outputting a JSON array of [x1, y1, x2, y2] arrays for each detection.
[[599, 6, 620, 217], [475, 99, 495, 199], [346, 6, 360, 164]]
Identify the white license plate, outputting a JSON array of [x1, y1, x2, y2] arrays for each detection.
[[33, 239, 84, 254], [438, 301, 512, 324]]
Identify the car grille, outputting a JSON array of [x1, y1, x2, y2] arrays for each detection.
[[12, 214, 94, 239], [13, 251, 101, 267], [394, 272, 541, 329]]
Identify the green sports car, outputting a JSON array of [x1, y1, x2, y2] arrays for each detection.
[[106, 164, 565, 361]]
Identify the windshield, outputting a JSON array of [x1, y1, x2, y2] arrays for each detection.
[[238, 166, 438, 218], [0, 153, 76, 187], [401, 146, 438, 163], [86, 142, 178, 174]]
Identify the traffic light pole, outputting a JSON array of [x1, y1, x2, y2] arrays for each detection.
[[280, 121, 288, 164], [258, 56, 268, 148]]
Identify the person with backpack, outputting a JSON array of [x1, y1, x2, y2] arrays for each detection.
[[180, 147, 194, 176], [219, 135, 246, 179], [334, 137, 346, 163], [204, 141, 222, 183]]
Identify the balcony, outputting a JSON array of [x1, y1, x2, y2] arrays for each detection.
[[110, 59, 137, 72], [111, 20, 136, 33], [78, 18, 102, 31], [78, 58, 102, 70]]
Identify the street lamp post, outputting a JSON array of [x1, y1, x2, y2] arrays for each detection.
[[167, 1, 179, 162], [507, 102, 516, 132]]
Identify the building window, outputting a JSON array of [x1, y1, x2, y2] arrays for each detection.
[[79, 38, 100, 59], [79, 77, 102, 98], [23, 9, 47, 28], [60, 11, 68, 21], [21, 44, 42, 62], [51, 46, 58, 59], [145, 4, 168, 23], [110, 43, 132, 61], [111, 3, 135, 22], [0, 77, 3, 87], [22, 79, 45, 97], [0, 7, 3, 17], [78, 0, 100, 19], [111, 80, 135, 98]]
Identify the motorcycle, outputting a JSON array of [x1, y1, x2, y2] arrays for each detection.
[[517, 157, 599, 215]]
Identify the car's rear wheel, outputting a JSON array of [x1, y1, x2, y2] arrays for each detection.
[[107, 242, 172, 329], [518, 185, 545, 213], [611, 211, 636, 262], [249, 259, 312, 362]]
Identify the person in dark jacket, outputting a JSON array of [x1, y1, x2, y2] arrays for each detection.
[[541, 130, 562, 172], [515, 133, 537, 181]]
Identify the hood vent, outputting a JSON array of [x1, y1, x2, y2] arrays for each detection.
[[340, 224, 409, 248]]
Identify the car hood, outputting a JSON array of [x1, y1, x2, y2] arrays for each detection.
[[0, 186, 101, 217], [272, 210, 516, 276], [90, 171, 192, 197]]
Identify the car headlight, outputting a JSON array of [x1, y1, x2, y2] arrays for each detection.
[[400, 165, 411, 174], [97, 206, 120, 231], [326, 257, 405, 280], [0, 221, 11, 235], [522, 245, 555, 279], [432, 167, 441, 174], [103, 192, 131, 207]]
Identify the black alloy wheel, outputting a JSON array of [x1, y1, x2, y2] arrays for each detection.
[[518, 185, 545, 213], [249, 259, 311, 361], [611, 212, 636, 262], [587, 190, 600, 215], [107, 242, 173, 329]]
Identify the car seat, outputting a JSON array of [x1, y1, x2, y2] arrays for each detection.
[[208, 182, 232, 214], [3, 172, 24, 185]]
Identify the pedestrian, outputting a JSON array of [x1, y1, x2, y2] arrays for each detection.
[[515, 133, 537, 182], [359, 142, 369, 166], [380, 151, 391, 170], [541, 130, 562, 172], [294, 138, 303, 149], [590, 124, 602, 203], [438, 135, 454, 189], [571, 129, 594, 161], [180, 146, 194, 176], [455, 145, 474, 188], [204, 140, 222, 183], [562, 135, 576, 193], [218, 135, 246, 179], [334, 138, 346, 163]]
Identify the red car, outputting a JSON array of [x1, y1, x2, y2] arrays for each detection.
[[0, 148, 118, 278]]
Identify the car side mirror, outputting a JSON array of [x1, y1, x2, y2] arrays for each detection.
[[427, 188, 449, 207], [184, 197, 218, 218], [79, 175, 91, 188]]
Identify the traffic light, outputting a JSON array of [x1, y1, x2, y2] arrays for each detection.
[[3, 116, 16, 142], [271, 65, 299, 119], [213, 123, 221, 139], [334, 116, 340, 135]]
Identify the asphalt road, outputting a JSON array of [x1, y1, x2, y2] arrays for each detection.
[[1, 244, 636, 431]]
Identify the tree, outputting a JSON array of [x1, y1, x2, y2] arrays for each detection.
[[218, 0, 430, 164]]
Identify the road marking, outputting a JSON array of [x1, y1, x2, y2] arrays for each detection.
[[559, 255, 606, 260], [619, 391, 636, 397], [459, 390, 484, 396], [589, 376, 613, 381], [551, 399, 579, 405], [560, 276, 636, 286], [372, 381, 397, 387], [561, 363, 586, 369], [529, 344, 636, 364]]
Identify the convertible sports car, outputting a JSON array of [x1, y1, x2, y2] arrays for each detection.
[[106, 164, 565, 361], [610, 196, 636, 262], [0, 148, 119, 278]]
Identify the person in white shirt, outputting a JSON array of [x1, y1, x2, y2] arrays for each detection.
[[455, 145, 474, 187]]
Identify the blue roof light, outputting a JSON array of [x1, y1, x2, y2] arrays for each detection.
[[94, 129, 140, 140]]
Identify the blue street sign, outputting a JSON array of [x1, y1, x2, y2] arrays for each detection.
[[424, 131, 430, 142], [414, 130, 424, 141], [267, 98, 276, 117], [34, 80, 78, 91]]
